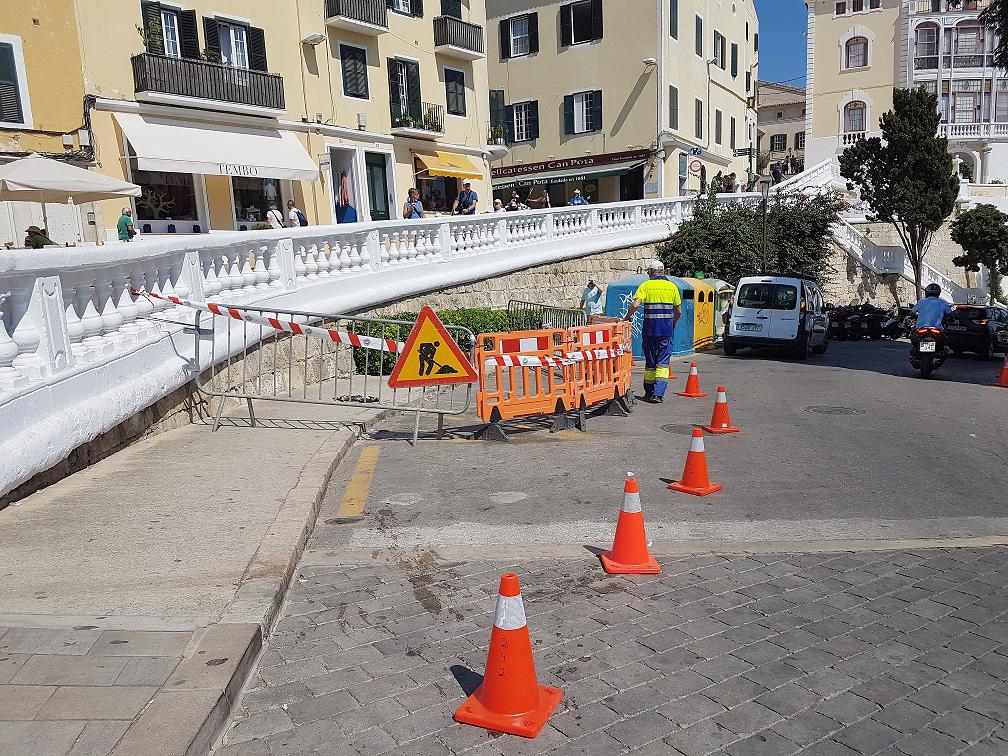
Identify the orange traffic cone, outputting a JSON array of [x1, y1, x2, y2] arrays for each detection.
[[702, 386, 741, 434], [454, 573, 563, 738], [599, 473, 660, 575], [676, 362, 708, 398], [996, 355, 1008, 388], [668, 429, 722, 496]]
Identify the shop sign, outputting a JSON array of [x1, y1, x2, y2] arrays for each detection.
[[491, 149, 650, 179], [218, 163, 260, 177]]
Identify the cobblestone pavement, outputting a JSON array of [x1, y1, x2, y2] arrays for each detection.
[[221, 546, 1008, 756]]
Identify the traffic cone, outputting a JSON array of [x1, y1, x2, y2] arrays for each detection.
[[996, 355, 1008, 388], [599, 473, 660, 575], [676, 362, 708, 397], [454, 573, 563, 738], [668, 429, 722, 496], [702, 386, 741, 434]]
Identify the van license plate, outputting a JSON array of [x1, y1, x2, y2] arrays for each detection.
[[919, 341, 936, 353], [737, 323, 761, 331], [948, 325, 967, 331]]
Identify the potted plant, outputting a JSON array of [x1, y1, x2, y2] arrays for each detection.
[[491, 124, 506, 145]]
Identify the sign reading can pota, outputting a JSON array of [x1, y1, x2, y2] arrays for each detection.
[[491, 149, 650, 179], [388, 307, 478, 388]]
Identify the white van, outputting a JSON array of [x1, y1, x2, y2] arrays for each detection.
[[723, 275, 830, 359]]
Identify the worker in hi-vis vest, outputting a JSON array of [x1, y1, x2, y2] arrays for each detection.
[[624, 260, 682, 403]]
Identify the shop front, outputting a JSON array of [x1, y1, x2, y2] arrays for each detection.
[[113, 113, 319, 233], [492, 150, 650, 207], [413, 151, 484, 214]]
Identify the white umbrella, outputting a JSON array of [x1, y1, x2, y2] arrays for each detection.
[[0, 153, 140, 238]]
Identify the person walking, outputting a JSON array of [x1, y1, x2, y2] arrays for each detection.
[[402, 188, 425, 219], [266, 203, 284, 229], [623, 259, 682, 403], [117, 208, 136, 242], [452, 180, 478, 215], [567, 188, 588, 205], [729, 172, 742, 193], [580, 278, 604, 318], [771, 162, 784, 185], [287, 199, 309, 227]]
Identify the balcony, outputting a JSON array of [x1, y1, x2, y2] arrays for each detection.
[[390, 101, 444, 139], [433, 16, 486, 60], [839, 131, 867, 147], [911, 0, 992, 13], [940, 121, 1008, 140], [132, 53, 284, 115], [324, 0, 388, 35]]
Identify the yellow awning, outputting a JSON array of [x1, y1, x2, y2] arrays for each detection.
[[415, 151, 483, 180]]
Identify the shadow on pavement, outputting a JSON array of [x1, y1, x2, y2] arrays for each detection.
[[450, 664, 482, 697]]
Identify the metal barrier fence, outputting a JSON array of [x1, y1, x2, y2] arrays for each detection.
[[507, 300, 586, 332], [191, 303, 474, 442]]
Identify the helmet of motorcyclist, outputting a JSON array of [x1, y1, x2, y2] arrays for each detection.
[[924, 283, 941, 298]]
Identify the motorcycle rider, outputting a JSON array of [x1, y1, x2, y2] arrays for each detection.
[[911, 283, 952, 332]]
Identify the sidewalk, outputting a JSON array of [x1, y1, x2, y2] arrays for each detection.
[[0, 397, 384, 756]]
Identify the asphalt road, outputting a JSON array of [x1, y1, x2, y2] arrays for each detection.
[[309, 339, 1007, 554]]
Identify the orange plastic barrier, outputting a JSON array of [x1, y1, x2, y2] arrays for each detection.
[[475, 329, 580, 423], [568, 322, 632, 408]]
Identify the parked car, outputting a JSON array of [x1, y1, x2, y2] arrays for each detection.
[[943, 305, 1008, 360], [723, 275, 830, 359]]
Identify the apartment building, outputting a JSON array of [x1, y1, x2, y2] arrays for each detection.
[[806, 0, 1008, 183], [486, 0, 759, 203], [3, 0, 494, 238], [756, 80, 806, 176]]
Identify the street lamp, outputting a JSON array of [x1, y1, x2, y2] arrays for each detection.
[[761, 181, 770, 275]]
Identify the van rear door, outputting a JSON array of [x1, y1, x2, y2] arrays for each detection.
[[732, 281, 774, 337], [768, 281, 801, 340]]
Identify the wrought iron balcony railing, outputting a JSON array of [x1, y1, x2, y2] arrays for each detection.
[[132, 53, 285, 111], [391, 101, 444, 133], [433, 15, 485, 58], [324, 0, 388, 31]]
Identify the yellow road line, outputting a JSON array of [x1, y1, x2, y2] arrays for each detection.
[[335, 446, 381, 520]]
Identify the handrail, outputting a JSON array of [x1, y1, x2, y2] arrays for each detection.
[[131, 53, 285, 111]]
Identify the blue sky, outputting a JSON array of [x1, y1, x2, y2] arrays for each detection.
[[755, 0, 808, 86]]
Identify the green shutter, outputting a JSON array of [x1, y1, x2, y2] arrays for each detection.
[[0, 43, 23, 124]]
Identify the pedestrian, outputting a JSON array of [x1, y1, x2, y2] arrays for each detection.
[[506, 191, 529, 211], [771, 162, 783, 185], [266, 203, 284, 229], [528, 186, 551, 208], [117, 207, 136, 242], [568, 188, 587, 206], [24, 225, 56, 248], [402, 187, 425, 219], [452, 180, 478, 215], [287, 199, 309, 227], [623, 259, 682, 403], [729, 172, 742, 193], [492, 199, 506, 213], [711, 171, 724, 194], [580, 278, 604, 318]]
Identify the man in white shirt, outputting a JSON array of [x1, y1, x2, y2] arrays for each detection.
[[287, 199, 306, 227], [267, 204, 284, 229], [580, 279, 604, 318]]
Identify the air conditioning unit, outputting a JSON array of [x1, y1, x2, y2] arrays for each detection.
[[357, 112, 367, 130]]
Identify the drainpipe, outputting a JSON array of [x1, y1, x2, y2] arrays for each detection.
[[656, 0, 665, 197]]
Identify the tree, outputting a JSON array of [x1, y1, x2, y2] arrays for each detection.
[[981, 1, 1008, 69], [655, 190, 843, 285], [949, 203, 1008, 305], [839, 87, 959, 300]]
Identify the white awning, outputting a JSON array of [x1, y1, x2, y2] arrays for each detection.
[[114, 113, 319, 182]]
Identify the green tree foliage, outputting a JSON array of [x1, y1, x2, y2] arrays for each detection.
[[655, 190, 843, 285], [949, 203, 1008, 305], [839, 87, 959, 300], [981, 1, 1008, 69]]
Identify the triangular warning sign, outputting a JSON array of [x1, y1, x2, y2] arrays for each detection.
[[388, 306, 478, 388]]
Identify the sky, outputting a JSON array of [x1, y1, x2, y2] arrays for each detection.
[[754, 0, 809, 86]]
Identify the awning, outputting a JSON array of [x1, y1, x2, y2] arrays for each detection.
[[114, 112, 319, 182], [414, 151, 483, 180], [492, 161, 644, 190]]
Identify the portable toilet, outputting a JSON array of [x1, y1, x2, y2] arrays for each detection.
[[684, 277, 716, 351], [707, 278, 735, 344], [603, 274, 695, 359]]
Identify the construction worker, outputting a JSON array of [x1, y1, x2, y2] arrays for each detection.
[[623, 260, 682, 403]]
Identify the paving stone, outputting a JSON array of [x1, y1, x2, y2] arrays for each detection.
[[658, 694, 727, 727], [755, 682, 822, 717], [931, 708, 1000, 742], [67, 720, 131, 756], [814, 693, 881, 725], [908, 683, 972, 716], [712, 701, 782, 738], [603, 684, 666, 716], [86, 631, 191, 658], [11, 654, 128, 686], [265, 716, 347, 755], [0, 627, 103, 656], [663, 717, 739, 756], [0, 721, 86, 756], [832, 718, 902, 753], [551, 731, 626, 756], [284, 688, 358, 724], [0, 683, 56, 719], [871, 699, 937, 734], [551, 700, 623, 739], [606, 709, 677, 750], [888, 728, 965, 756], [0, 653, 31, 684], [724, 729, 800, 756], [702, 676, 769, 709], [225, 709, 295, 745], [772, 709, 843, 745]]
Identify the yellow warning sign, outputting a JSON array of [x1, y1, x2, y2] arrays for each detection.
[[388, 306, 478, 388]]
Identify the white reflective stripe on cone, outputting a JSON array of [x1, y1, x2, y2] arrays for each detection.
[[717, 391, 727, 402], [494, 594, 527, 631], [622, 491, 642, 513], [690, 366, 698, 375], [690, 435, 705, 453]]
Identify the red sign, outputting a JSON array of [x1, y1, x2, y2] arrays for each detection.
[[491, 149, 651, 179]]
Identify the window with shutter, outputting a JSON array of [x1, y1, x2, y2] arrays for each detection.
[[160, 10, 181, 58], [730, 116, 736, 149], [0, 42, 25, 125], [713, 31, 725, 69], [528, 13, 539, 53], [247, 27, 267, 72], [141, 3, 165, 55], [391, 0, 411, 12], [695, 15, 703, 57], [669, 85, 678, 129], [731, 42, 738, 77], [590, 90, 602, 132], [409, 0, 423, 17], [445, 68, 465, 115], [178, 11, 200, 59], [715, 109, 722, 144], [510, 16, 530, 56], [512, 101, 536, 141], [563, 95, 575, 134], [489, 89, 506, 127], [202, 17, 221, 63], [670, 0, 678, 39], [564, 1, 595, 45], [573, 91, 592, 132], [695, 98, 703, 139], [340, 44, 369, 99], [440, 0, 462, 18]]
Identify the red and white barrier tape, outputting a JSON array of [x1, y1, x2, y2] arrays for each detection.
[[131, 289, 403, 353], [484, 347, 624, 368]]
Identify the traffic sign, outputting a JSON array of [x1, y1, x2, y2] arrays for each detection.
[[733, 147, 752, 157], [689, 159, 703, 175], [388, 306, 478, 388], [688, 147, 702, 157]]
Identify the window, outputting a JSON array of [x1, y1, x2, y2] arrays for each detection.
[[770, 133, 787, 152], [746, 70, 751, 93], [564, 90, 601, 133], [954, 93, 977, 124], [695, 98, 703, 139], [715, 109, 723, 144], [753, 31, 758, 53], [845, 36, 868, 68], [218, 22, 248, 68], [500, 13, 538, 58], [844, 101, 866, 132], [510, 15, 529, 56], [561, 0, 602, 46], [836, 1, 847, 12], [670, 0, 678, 39], [392, 0, 411, 13], [713, 31, 726, 69], [795, 131, 806, 150], [695, 15, 703, 56], [731, 42, 738, 77], [388, 57, 421, 125], [340, 44, 368, 99], [956, 26, 982, 54], [776, 111, 783, 119], [916, 25, 938, 57], [837, 0, 881, 13], [738, 283, 797, 311], [444, 68, 465, 115], [0, 38, 28, 126], [233, 177, 283, 227], [161, 10, 180, 58], [133, 169, 198, 221], [511, 101, 538, 141], [669, 84, 679, 129], [730, 116, 736, 149]]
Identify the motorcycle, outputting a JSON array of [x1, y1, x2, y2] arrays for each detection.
[[909, 326, 948, 379], [881, 305, 914, 340], [827, 304, 856, 340], [846, 303, 886, 340]]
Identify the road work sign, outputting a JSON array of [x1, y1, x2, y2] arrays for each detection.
[[388, 306, 478, 388]]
